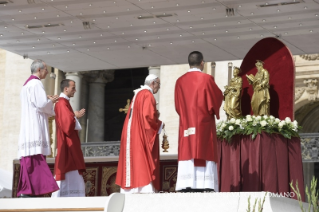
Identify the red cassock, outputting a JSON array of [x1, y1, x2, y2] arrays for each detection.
[[175, 71, 223, 163], [116, 89, 162, 190], [54, 98, 86, 181]]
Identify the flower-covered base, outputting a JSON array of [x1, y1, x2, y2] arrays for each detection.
[[217, 115, 301, 142]]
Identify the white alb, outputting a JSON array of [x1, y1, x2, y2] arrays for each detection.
[[18, 79, 54, 159]]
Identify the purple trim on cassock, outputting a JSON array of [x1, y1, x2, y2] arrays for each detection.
[[17, 154, 59, 196], [23, 75, 40, 86]]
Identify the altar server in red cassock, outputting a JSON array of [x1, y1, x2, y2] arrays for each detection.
[[17, 59, 59, 197], [116, 74, 164, 193], [175, 51, 223, 192], [51, 79, 86, 197]]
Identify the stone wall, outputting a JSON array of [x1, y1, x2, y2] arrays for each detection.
[[0, 49, 32, 172]]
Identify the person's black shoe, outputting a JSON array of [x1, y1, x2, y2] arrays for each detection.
[[19, 194, 31, 198], [178, 187, 215, 193]]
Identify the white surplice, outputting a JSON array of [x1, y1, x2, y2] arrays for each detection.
[[18, 78, 55, 159], [51, 170, 86, 197], [120, 182, 155, 194], [175, 159, 219, 191]]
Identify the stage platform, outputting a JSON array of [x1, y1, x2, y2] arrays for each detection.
[[0, 192, 309, 212]]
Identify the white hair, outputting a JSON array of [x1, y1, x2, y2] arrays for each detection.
[[144, 74, 158, 86], [30, 59, 45, 74]]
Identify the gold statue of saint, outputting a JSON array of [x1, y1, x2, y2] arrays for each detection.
[[224, 67, 242, 120], [246, 60, 270, 116]]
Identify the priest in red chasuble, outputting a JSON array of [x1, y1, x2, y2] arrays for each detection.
[[175, 51, 223, 192], [51, 79, 86, 197], [116, 74, 164, 193]]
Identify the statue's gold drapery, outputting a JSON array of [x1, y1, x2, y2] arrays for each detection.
[[224, 67, 242, 119], [247, 60, 270, 116]]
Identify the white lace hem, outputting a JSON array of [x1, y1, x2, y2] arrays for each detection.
[[175, 159, 219, 192], [51, 170, 85, 198], [120, 182, 155, 194]]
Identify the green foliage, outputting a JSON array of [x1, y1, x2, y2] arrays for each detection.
[[217, 115, 302, 143], [290, 177, 319, 212], [246, 192, 268, 212]]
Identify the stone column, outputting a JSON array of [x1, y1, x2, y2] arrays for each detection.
[[41, 66, 55, 95], [50, 68, 65, 157], [84, 70, 114, 142], [79, 78, 88, 143], [211, 62, 216, 78], [41, 66, 56, 157], [148, 66, 160, 105], [65, 72, 82, 112]]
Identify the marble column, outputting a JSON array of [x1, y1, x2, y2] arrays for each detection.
[[79, 78, 88, 143], [211, 62, 216, 78], [41, 66, 55, 95], [41, 66, 56, 157], [84, 70, 114, 142], [65, 72, 82, 112], [148, 66, 160, 105]]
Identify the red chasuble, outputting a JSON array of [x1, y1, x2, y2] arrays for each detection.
[[54, 98, 86, 181], [116, 89, 162, 190], [175, 71, 223, 163]]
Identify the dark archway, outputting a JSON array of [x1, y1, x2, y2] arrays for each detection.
[[295, 101, 319, 133], [104, 68, 148, 141]]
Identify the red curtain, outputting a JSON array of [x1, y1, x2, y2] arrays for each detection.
[[239, 37, 295, 120]]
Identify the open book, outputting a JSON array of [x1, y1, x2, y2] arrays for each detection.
[[246, 74, 256, 84]]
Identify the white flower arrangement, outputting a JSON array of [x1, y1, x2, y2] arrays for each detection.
[[217, 115, 302, 142]]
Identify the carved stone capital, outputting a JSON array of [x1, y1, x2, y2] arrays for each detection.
[[300, 54, 319, 61], [148, 66, 160, 71], [65, 72, 83, 78], [295, 87, 306, 101], [304, 79, 318, 101], [82, 70, 115, 84]]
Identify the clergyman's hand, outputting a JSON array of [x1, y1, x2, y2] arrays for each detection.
[[75, 108, 86, 119], [49, 95, 59, 104], [162, 123, 165, 129]]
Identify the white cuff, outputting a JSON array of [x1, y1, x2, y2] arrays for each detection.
[[158, 122, 163, 134], [75, 117, 82, 131]]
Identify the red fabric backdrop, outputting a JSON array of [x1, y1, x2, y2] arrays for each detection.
[[239, 37, 295, 120]]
